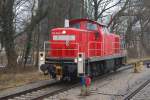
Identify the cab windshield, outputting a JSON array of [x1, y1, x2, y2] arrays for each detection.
[[70, 23, 80, 29]]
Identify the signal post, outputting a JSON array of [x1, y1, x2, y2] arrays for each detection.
[[77, 53, 91, 96]]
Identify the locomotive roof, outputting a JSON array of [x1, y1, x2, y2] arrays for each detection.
[[69, 18, 107, 27]]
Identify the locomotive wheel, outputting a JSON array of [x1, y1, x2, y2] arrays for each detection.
[[96, 63, 101, 75], [100, 62, 106, 74], [113, 58, 122, 72], [113, 67, 117, 72]]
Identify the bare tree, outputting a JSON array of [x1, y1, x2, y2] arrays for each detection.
[[107, 0, 130, 30], [23, 0, 49, 66], [108, 0, 150, 58], [1, 0, 17, 68], [87, 0, 122, 21]]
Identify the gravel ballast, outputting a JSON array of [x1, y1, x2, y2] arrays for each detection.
[[44, 66, 150, 100]]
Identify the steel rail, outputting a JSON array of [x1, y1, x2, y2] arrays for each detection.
[[124, 79, 150, 100], [0, 81, 60, 100]]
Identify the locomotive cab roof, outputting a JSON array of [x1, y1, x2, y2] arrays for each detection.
[[69, 18, 107, 27]]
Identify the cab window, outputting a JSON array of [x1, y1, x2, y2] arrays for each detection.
[[87, 23, 98, 30], [70, 23, 80, 29]]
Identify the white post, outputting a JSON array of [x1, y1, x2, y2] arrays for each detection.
[[38, 52, 45, 73], [77, 53, 85, 76]]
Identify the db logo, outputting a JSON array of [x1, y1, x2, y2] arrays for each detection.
[[66, 41, 70, 46]]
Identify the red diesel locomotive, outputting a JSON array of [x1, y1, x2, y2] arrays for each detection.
[[40, 18, 126, 80]]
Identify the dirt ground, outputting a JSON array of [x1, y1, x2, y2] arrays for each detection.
[[0, 66, 50, 91]]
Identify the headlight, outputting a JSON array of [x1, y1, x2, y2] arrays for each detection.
[[62, 30, 66, 34], [74, 58, 77, 63], [40, 57, 44, 60]]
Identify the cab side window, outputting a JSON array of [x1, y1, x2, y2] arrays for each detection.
[[87, 23, 98, 30]]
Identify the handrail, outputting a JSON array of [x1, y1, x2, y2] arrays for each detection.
[[43, 41, 126, 59], [44, 41, 79, 58], [88, 41, 104, 57], [88, 41, 126, 58]]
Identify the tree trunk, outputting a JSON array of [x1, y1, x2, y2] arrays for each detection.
[[93, 0, 98, 21], [1, 0, 17, 68]]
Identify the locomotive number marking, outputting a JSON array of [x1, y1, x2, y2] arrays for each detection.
[[53, 35, 75, 41]]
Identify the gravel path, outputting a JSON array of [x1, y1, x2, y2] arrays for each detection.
[[44, 66, 150, 100]]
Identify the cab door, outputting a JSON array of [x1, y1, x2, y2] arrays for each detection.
[[86, 22, 99, 57]]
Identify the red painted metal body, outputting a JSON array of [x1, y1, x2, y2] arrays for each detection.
[[49, 19, 122, 59]]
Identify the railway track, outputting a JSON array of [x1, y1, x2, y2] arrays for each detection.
[[8, 82, 79, 100], [0, 65, 133, 100], [124, 79, 150, 100], [0, 81, 59, 100]]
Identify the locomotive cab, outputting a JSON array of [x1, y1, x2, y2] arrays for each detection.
[[40, 19, 126, 81]]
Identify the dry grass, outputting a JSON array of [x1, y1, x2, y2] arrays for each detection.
[[60, 98, 69, 100], [0, 67, 50, 91], [127, 57, 150, 64]]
